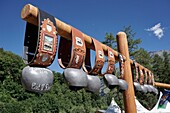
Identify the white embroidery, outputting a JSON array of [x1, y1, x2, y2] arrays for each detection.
[[98, 50, 103, 58], [76, 37, 83, 46], [109, 51, 113, 58], [75, 55, 79, 64], [46, 24, 52, 32]]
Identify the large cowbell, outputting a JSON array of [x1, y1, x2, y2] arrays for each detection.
[[64, 68, 87, 89], [149, 85, 156, 93], [144, 84, 152, 93], [153, 87, 158, 95], [86, 75, 101, 93], [104, 74, 119, 89], [21, 66, 54, 93], [140, 85, 147, 93], [134, 82, 142, 92], [118, 79, 128, 92]]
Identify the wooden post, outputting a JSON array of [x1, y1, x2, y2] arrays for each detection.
[[116, 32, 137, 113]]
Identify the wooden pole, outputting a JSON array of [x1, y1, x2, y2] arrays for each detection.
[[21, 4, 125, 60], [116, 32, 137, 113]]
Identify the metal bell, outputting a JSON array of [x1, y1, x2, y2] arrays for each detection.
[[118, 79, 128, 92], [134, 82, 142, 92], [144, 84, 152, 93], [104, 74, 119, 89], [140, 85, 147, 93], [86, 75, 101, 93], [64, 68, 87, 88], [21, 66, 54, 93], [149, 85, 156, 93], [153, 87, 158, 95]]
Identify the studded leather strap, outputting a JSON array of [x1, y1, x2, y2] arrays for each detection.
[[105, 47, 115, 74], [150, 73, 154, 86], [23, 9, 58, 67], [58, 27, 86, 69], [118, 53, 125, 79], [148, 72, 152, 85], [152, 73, 155, 85], [144, 70, 148, 84], [133, 60, 139, 82], [139, 68, 144, 85], [83, 38, 105, 75]]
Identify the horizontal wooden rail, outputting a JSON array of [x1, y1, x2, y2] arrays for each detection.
[[21, 4, 125, 61], [154, 82, 170, 89], [21, 4, 152, 68]]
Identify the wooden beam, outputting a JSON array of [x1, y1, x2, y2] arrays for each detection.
[[21, 4, 125, 61], [154, 82, 170, 89]]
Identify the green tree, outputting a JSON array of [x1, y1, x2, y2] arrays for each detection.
[[134, 48, 152, 70], [152, 54, 164, 82], [102, 32, 117, 50], [102, 26, 141, 57], [158, 52, 170, 84]]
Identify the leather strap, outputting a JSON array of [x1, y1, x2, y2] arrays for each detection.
[[144, 70, 148, 84], [139, 68, 144, 85], [105, 47, 115, 74], [58, 27, 86, 69], [148, 72, 152, 85], [83, 38, 105, 75], [133, 60, 139, 82], [23, 9, 57, 67], [152, 73, 155, 85], [148, 72, 155, 86], [118, 53, 124, 79]]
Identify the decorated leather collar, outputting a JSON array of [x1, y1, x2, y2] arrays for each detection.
[[149, 72, 154, 86], [83, 38, 105, 75], [105, 47, 115, 74], [58, 27, 86, 69], [139, 67, 144, 85], [144, 70, 148, 84], [133, 60, 139, 82], [23, 9, 57, 67], [118, 53, 125, 79]]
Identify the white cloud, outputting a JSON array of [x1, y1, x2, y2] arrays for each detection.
[[145, 23, 164, 39]]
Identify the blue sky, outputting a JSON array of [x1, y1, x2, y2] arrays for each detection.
[[0, 0, 170, 72]]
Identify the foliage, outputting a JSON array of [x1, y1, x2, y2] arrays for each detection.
[[102, 33, 117, 50], [102, 26, 141, 56], [152, 52, 170, 84], [133, 48, 153, 70]]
